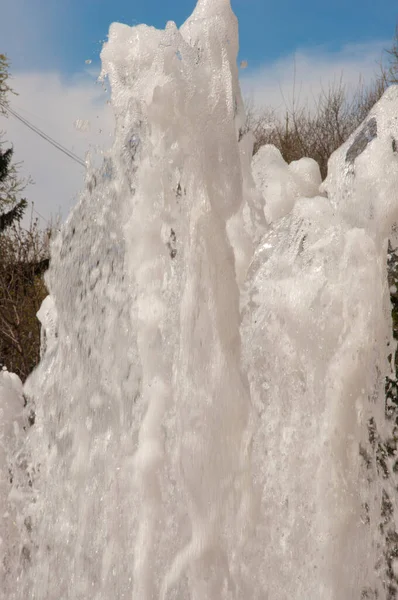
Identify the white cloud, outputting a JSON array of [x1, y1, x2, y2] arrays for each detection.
[[0, 39, 388, 224], [240, 40, 387, 114], [1, 70, 113, 225]]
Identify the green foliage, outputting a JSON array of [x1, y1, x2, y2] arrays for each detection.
[[0, 145, 28, 231], [0, 58, 27, 226], [0, 144, 29, 208], [0, 145, 12, 180], [0, 199, 27, 232]]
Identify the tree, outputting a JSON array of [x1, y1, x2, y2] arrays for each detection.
[[0, 218, 51, 380], [385, 25, 398, 85], [0, 55, 27, 231], [248, 77, 387, 179], [249, 23, 398, 178], [0, 55, 50, 380], [0, 53, 15, 113], [0, 146, 27, 232]]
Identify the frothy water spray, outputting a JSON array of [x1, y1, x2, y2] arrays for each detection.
[[2, 1, 398, 598]]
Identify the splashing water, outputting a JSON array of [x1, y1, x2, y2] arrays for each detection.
[[2, 1, 398, 598]]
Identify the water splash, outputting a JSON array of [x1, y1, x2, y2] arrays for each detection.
[[2, 1, 398, 598], [241, 89, 398, 598]]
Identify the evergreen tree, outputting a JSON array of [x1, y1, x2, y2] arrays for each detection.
[[0, 146, 27, 232], [0, 55, 27, 230]]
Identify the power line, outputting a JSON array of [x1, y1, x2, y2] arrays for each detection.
[[1, 102, 86, 167], [30, 203, 50, 226], [0, 101, 87, 168], [0, 102, 84, 228]]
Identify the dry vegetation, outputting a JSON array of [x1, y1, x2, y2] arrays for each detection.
[[247, 26, 398, 178], [0, 215, 52, 381], [247, 76, 387, 178]]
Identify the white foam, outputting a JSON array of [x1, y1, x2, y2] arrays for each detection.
[[4, 0, 398, 596]]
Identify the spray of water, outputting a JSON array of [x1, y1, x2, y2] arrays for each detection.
[[1, 1, 398, 598]]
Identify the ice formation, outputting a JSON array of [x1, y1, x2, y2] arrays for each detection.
[[0, 370, 31, 599], [0, 370, 24, 559], [252, 144, 323, 223], [36, 295, 58, 359], [74, 119, 91, 133], [2, 0, 398, 598]]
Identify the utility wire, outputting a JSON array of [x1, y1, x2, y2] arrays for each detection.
[[0, 101, 87, 168], [0, 103, 80, 227], [30, 203, 50, 226]]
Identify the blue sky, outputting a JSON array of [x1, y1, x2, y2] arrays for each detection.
[[2, 0, 397, 78], [0, 0, 397, 222]]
